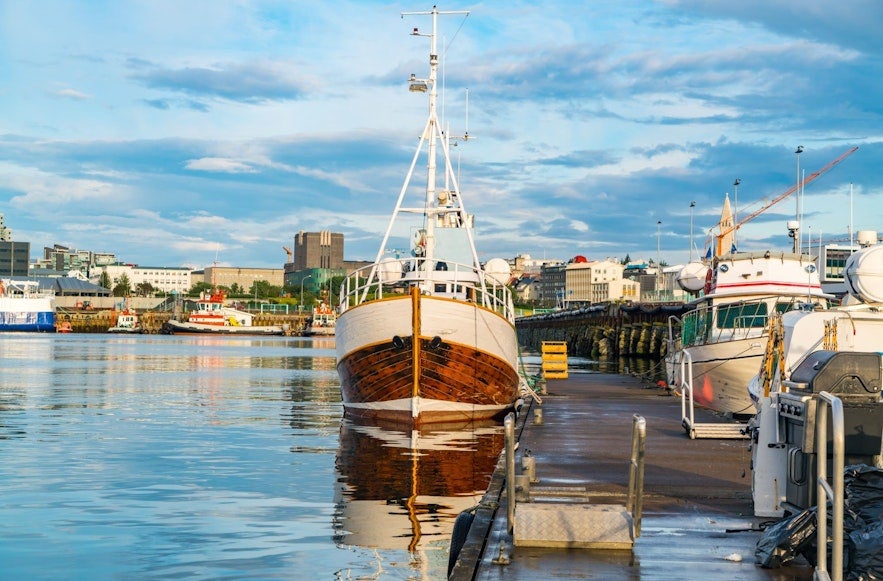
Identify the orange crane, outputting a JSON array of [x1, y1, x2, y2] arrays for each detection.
[[714, 146, 858, 256]]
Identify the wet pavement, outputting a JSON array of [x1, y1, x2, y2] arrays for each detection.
[[450, 370, 814, 580]]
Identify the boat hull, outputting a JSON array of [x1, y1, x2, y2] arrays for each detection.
[[669, 336, 765, 416], [336, 292, 519, 426], [0, 297, 55, 332], [161, 320, 284, 336]]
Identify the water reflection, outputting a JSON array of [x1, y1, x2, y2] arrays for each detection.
[[333, 420, 503, 579]]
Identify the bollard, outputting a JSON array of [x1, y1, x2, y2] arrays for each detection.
[[522, 453, 537, 483]]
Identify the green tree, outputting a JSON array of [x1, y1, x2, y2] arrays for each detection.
[[98, 270, 111, 290], [188, 281, 213, 297], [112, 273, 132, 297], [135, 282, 154, 297]]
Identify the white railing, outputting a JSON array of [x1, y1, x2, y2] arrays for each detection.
[[338, 257, 515, 322]]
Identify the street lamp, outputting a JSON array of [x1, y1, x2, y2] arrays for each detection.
[[689, 201, 696, 261], [656, 220, 662, 298], [793, 145, 804, 253], [299, 274, 312, 313]]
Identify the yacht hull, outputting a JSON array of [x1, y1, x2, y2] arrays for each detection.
[[670, 336, 766, 416]]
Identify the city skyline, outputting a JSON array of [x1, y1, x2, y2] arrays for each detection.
[[2, 1, 881, 270]]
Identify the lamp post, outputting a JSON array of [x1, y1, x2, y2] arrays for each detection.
[[299, 274, 312, 313], [689, 201, 696, 261], [656, 220, 662, 299], [794, 145, 804, 253]]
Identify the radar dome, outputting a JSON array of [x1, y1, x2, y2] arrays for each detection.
[[677, 262, 710, 292], [485, 258, 511, 285], [378, 257, 403, 284], [844, 245, 883, 303]]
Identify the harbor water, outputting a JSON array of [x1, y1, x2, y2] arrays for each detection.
[[0, 334, 502, 580]]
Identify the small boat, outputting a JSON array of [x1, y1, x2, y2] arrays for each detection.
[[306, 301, 335, 336], [0, 279, 56, 332], [55, 320, 72, 333], [162, 289, 284, 335], [335, 7, 521, 426], [108, 308, 143, 334]]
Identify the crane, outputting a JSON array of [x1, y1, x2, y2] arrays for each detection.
[[714, 146, 858, 256], [282, 246, 293, 263]]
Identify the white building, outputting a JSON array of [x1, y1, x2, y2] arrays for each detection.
[[564, 259, 639, 305], [94, 264, 194, 295]]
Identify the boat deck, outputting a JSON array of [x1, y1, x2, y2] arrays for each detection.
[[451, 371, 814, 580]]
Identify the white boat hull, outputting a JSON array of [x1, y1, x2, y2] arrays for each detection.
[[669, 336, 766, 416], [162, 319, 284, 336]]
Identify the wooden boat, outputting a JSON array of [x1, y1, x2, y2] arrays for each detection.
[[162, 289, 284, 335], [335, 7, 520, 426]]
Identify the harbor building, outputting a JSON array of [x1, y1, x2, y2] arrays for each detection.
[[94, 263, 195, 295], [284, 230, 349, 294], [34, 244, 116, 276], [0, 240, 30, 277], [202, 266, 284, 292]]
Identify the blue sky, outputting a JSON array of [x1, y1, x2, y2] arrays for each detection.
[[1, 0, 881, 270]]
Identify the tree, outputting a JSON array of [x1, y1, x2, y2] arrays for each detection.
[[112, 273, 132, 297], [135, 282, 154, 297], [188, 282, 213, 297], [98, 270, 111, 290]]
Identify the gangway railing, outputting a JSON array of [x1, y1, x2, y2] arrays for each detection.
[[626, 414, 646, 537], [814, 392, 844, 581], [676, 351, 747, 439]]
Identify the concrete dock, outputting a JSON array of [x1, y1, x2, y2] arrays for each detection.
[[450, 370, 814, 580]]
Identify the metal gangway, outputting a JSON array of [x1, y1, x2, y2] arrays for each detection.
[[504, 412, 646, 549], [675, 351, 748, 439]]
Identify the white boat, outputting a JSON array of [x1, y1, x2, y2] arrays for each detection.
[[306, 301, 335, 336], [0, 279, 55, 332], [335, 7, 520, 426], [162, 289, 284, 335], [666, 249, 833, 417], [748, 242, 883, 517], [108, 308, 143, 334]]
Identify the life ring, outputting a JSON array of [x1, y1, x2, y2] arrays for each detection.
[[703, 268, 713, 295]]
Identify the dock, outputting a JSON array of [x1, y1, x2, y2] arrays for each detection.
[[450, 371, 814, 580]]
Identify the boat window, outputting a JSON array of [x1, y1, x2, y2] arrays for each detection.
[[718, 302, 768, 329], [435, 283, 447, 293]]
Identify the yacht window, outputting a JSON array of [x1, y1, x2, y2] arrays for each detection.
[[718, 302, 767, 329]]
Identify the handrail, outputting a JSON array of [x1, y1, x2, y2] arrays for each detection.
[[337, 256, 515, 322], [679, 351, 696, 435], [626, 414, 646, 537], [504, 412, 516, 534], [814, 392, 844, 581]]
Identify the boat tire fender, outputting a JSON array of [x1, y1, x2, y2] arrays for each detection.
[[447, 509, 475, 577]]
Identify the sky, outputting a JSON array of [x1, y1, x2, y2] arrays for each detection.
[[1, 0, 881, 271]]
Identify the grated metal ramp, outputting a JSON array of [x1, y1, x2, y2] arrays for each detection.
[[683, 420, 748, 439], [514, 502, 634, 549]]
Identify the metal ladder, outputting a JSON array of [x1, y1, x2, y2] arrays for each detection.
[[677, 351, 748, 439]]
